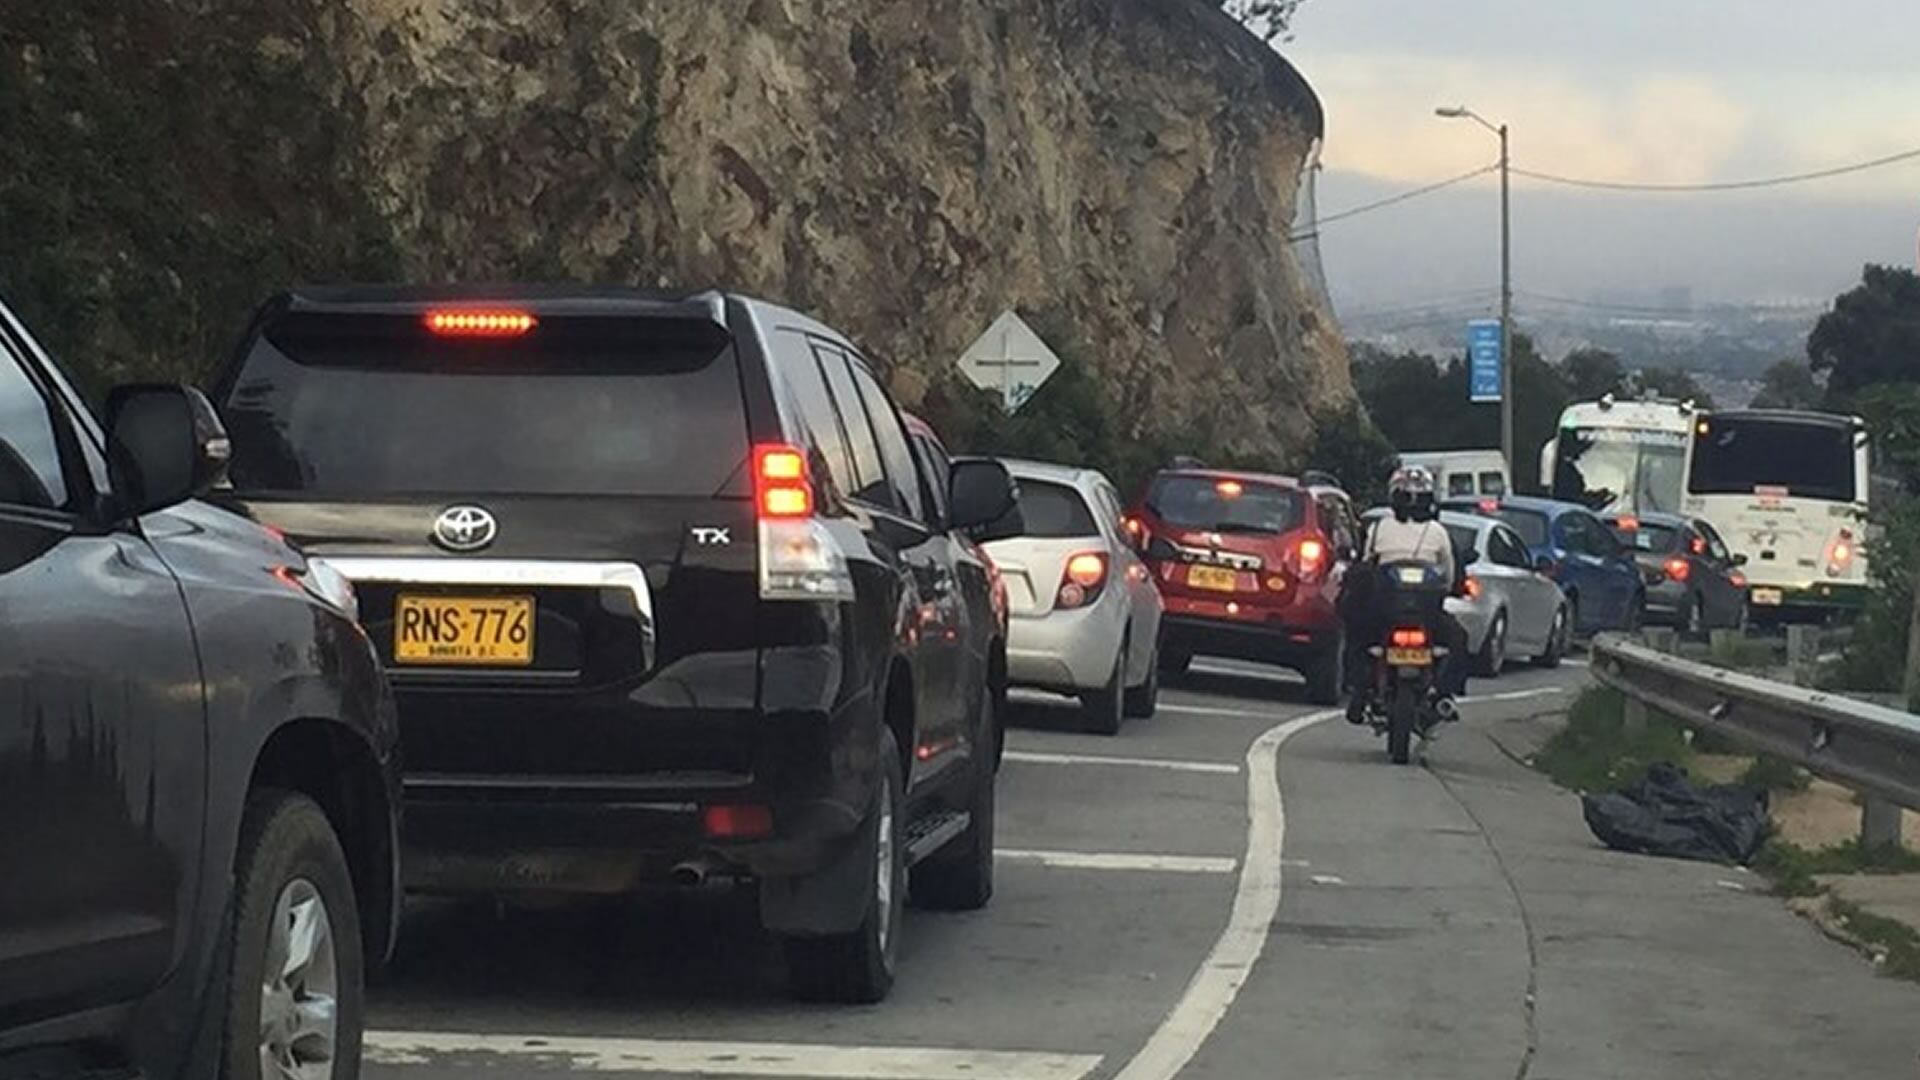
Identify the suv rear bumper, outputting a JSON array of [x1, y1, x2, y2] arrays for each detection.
[[401, 772, 863, 894]]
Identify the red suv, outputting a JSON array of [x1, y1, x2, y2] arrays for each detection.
[[1130, 469, 1359, 703]]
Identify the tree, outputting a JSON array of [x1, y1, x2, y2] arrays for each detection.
[[1807, 264, 1920, 399], [1561, 347, 1628, 400], [1750, 359, 1824, 410], [1220, 0, 1308, 41], [1629, 367, 1714, 409], [1296, 402, 1398, 506], [1856, 383, 1920, 491]]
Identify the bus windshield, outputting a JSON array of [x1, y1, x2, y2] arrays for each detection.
[[1550, 427, 1688, 516], [1689, 416, 1857, 503]]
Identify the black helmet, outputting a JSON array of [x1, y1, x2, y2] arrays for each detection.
[[1388, 465, 1437, 523]]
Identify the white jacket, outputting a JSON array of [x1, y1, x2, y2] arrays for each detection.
[[1365, 516, 1455, 582]]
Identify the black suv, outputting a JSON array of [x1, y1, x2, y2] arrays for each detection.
[[216, 286, 1019, 1002], [0, 298, 400, 1078]]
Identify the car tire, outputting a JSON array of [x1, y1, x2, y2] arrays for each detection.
[[1124, 640, 1160, 719], [1080, 645, 1125, 735], [1536, 604, 1569, 668], [1474, 612, 1507, 677], [221, 791, 364, 1080], [1304, 631, 1344, 706], [910, 722, 996, 912], [786, 729, 906, 1004]]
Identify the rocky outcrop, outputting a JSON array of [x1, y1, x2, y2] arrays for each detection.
[[2, 0, 1343, 456]]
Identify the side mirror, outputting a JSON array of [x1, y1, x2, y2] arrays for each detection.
[[106, 384, 230, 516], [950, 459, 1022, 542], [1731, 553, 1748, 567]]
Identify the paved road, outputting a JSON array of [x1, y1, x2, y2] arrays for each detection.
[[364, 658, 1919, 1079]]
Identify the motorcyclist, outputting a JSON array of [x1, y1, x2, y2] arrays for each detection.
[[1342, 465, 1470, 724]]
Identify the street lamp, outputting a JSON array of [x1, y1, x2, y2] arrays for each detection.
[[1436, 105, 1513, 480]]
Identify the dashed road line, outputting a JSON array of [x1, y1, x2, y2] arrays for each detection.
[[997, 849, 1237, 874], [1003, 750, 1241, 775], [1111, 708, 1340, 1080], [365, 1032, 1102, 1079]]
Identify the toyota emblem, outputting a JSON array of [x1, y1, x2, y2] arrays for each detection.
[[433, 505, 498, 552]]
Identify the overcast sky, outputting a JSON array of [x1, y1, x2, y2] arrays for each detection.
[[1285, 1, 1920, 313]]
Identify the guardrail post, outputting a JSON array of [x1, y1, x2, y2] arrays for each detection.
[[1786, 624, 1821, 686], [1643, 626, 1679, 654], [1861, 797, 1905, 852], [1621, 632, 1674, 737]]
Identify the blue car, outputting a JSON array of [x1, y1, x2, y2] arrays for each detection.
[[1442, 495, 1644, 635]]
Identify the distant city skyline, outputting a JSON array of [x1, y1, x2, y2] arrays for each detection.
[[1286, 1, 1920, 314]]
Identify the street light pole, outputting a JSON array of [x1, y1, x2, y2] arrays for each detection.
[[1437, 106, 1515, 480], [1498, 122, 1513, 479]]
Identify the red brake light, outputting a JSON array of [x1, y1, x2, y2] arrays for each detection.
[[702, 803, 773, 839], [1730, 571, 1747, 588], [1616, 516, 1639, 532], [1390, 627, 1430, 648], [1690, 536, 1707, 556], [1057, 552, 1109, 609], [424, 309, 537, 337], [1664, 557, 1690, 583], [1463, 576, 1482, 599], [755, 444, 813, 519], [1478, 498, 1499, 513], [1295, 536, 1327, 578], [1216, 480, 1244, 498]]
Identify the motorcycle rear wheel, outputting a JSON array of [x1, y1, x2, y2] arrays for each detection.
[[1387, 686, 1415, 765]]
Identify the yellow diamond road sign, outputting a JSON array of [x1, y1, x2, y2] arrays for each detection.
[[957, 311, 1061, 414]]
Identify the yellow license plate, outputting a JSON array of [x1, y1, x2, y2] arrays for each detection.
[[1386, 647, 1433, 666], [1188, 565, 1239, 592], [1751, 588, 1784, 607], [394, 595, 535, 666]]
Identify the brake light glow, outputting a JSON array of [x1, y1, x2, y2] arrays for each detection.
[[1216, 480, 1244, 498], [1664, 557, 1690, 583], [1730, 571, 1747, 588], [1057, 552, 1109, 609], [1390, 627, 1430, 648], [1463, 576, 1482, 600], [1690, 536, 1707, 556], [1294, 536, 1327, 580], [424, 310, 537, 337], [1826, 531, 1855, 577], [1616, 516, 1639, 532], [702, 804, 773, 839], [754, 444, 813, 519], [1479, 498, 1499, 513]]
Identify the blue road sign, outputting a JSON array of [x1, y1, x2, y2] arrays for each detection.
[[1468, 319, 1503, 403]]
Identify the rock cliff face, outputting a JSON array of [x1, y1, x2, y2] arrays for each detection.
[[2, 0, 1343, 456]]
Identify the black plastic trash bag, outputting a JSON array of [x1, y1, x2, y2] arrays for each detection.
[[1580, 762, 1770, 865]]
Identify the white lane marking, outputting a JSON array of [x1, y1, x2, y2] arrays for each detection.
[[1563, 657, 1590, 668], [1190, 659, 1300, 684], [1156, 702, 1288, 719], [1003, 750, 1241, 775], [998, 849, 1237, 874], [365, 1032, 1101, 1079], [1465, 687, 1569, 704], [1308, 873, 1346, 886], [1111, 708, 1340, 1080]]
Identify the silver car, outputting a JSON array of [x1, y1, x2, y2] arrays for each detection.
[[984, 461, 1164, 733], [1363, 509, 1570, 674]]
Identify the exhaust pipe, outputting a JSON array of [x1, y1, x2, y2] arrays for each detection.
[[670, 858, 717, 888]]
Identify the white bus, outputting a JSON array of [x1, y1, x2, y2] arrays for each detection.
[[1683, 409, 1871, 618], [1399, 449, 1508, 500], [1540, 396, 1696, 516]]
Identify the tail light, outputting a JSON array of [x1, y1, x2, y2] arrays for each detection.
[[1730, 571, 1748, 588], [1292, 535, 1329, 581], [424, 309, 537, 337], [1664, 557, 1690, 583], [1462, 576, 1482, 600], [1390, 627, 1430, 648], [703, 803, 773, 839], [1826, 531, 1855, 577], [756, 443, 854, 602], [1616, 515, 1639, 532], [1478, 498, 1500, 513], [1689, 536, 1708, 556], [1056, 552, 1109, 609]]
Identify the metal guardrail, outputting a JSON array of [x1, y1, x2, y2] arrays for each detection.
[[1589, 633, 1920, 844]]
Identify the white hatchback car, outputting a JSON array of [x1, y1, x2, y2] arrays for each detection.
[[984, 461, 1164, 733]]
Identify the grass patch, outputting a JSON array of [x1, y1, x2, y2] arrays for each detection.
[[1753, 839, 1920, 898], [1738, 754, 1811, 793], [1533, 686, 1694, 793], [1829, 898, 1920, 980]]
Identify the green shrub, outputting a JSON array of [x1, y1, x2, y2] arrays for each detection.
[[1738, 754, 1811, 792], [1533, 686, 1695, 793]]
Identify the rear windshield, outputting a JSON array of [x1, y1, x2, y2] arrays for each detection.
[[1689, 416, 1856, 503], [1491, 508, 1549, 548], [1014, 480, 1100, 538], [1147, 475, 1306, 536], [1617, 522, 1679, 553], [222, 315, 748, 497]]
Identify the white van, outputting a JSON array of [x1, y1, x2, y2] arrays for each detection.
[[1400, 450, 1509, 500]]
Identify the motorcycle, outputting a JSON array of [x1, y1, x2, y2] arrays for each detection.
[[1358, 559, 1459, 764]]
